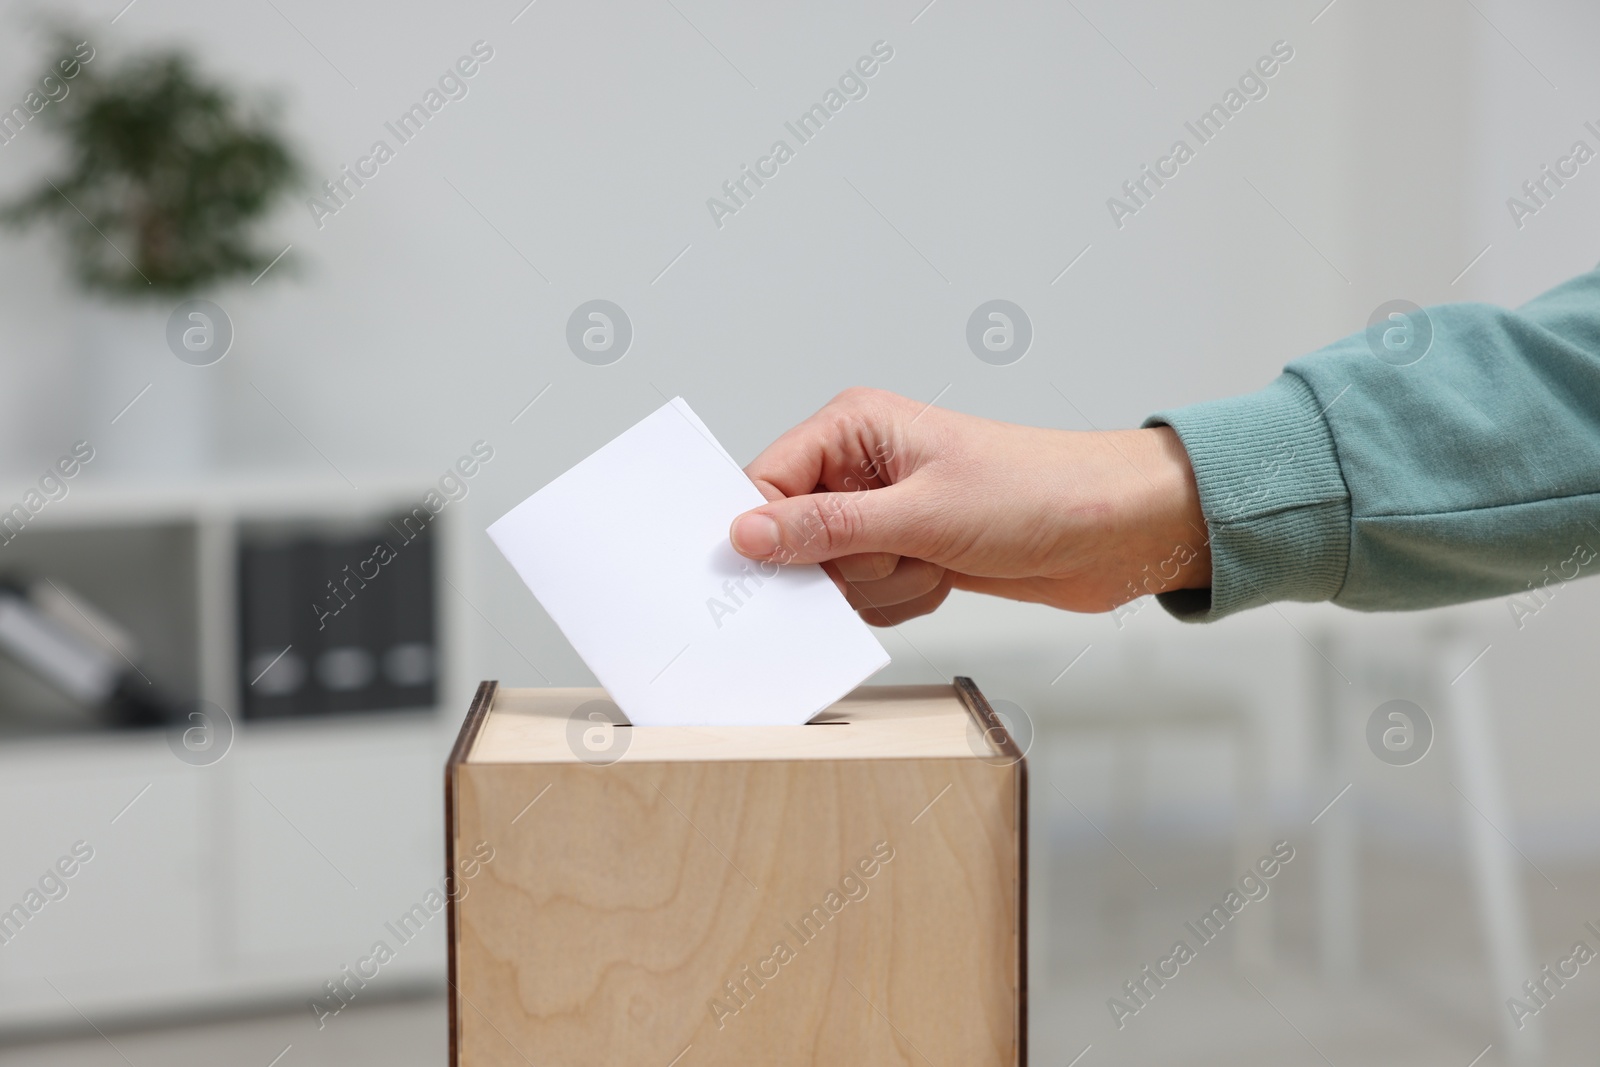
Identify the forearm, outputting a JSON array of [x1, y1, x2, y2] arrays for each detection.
[[1150, 265, 1600, 621]]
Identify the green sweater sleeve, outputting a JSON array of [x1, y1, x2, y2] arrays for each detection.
[[1146, 265, 1600, 621]]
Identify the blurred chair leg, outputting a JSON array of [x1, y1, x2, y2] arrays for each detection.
[[1313, 629, 1360, 983], [1109, 723, 1144, 943], [1234, 714, 1272, 973], [1442, 635, 1543, 1066]]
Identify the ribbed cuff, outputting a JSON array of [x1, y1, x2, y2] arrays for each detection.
[[1143, 373, 1351, 622]]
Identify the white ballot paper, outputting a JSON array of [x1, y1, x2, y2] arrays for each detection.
[[487, 398, 890, 727]]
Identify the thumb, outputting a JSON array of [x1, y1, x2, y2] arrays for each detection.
[[729, 485, 926, 565]]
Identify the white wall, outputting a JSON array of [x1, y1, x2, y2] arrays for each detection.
[[1, 0, 1597, 849]]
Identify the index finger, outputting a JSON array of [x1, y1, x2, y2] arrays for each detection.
[[743, 390, 901, 500]]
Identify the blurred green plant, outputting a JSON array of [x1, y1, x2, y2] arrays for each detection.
[[1, 34, 300, 297]]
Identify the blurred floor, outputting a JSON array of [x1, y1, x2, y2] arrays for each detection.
[[1035, 832, 1600, 1066], [5, 838, 1596, 1065], [0, 996, 446, 1067]]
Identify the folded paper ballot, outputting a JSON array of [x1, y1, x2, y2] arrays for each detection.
[[487, 398, 890, 727]]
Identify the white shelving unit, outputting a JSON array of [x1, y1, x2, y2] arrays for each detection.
[[0, 475, 474, 1033]]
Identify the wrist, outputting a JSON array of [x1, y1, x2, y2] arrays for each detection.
[[1122, 427, 1212, 593]]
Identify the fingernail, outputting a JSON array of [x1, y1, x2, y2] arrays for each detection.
[[731, 514, 781, 558]]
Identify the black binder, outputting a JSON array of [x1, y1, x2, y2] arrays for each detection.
[[375, 518, 437, 710], [311, 535, 384, 715], [238, 518, 439, 718], [238, 540, 317, 719]]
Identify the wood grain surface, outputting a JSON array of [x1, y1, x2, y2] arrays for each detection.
[[449, 684, 1023, 1066], [469, 685, 996, 764]]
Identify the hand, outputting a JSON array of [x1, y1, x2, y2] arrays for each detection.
[[728, 388, 1212, 626]]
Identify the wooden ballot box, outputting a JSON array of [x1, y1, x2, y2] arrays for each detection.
[[445, 678, 1026, 1066]]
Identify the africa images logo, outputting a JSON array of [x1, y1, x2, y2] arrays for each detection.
[[966, 300, 1032, 366], [1365, 699, 1432, 767], [166, 299, 233, 366], [565, 300, 633, 366], [705, 841, 895, 1030], [1106, 40, 1294, 230], [566, 698, 631, 765]]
